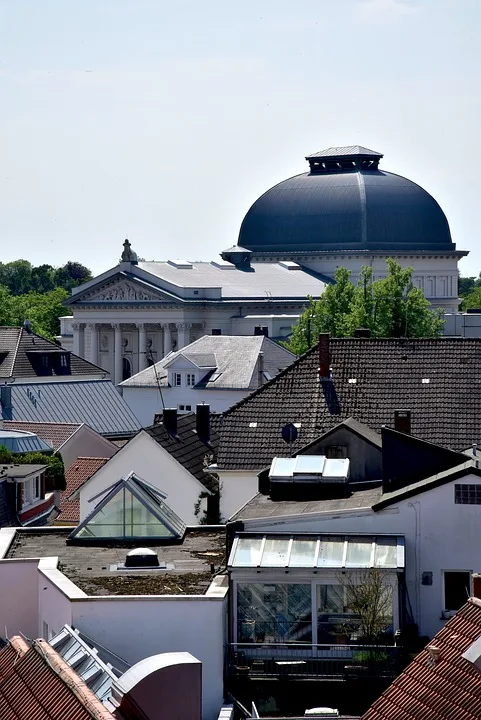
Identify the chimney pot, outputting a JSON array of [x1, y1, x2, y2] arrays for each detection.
[[163, 408, 178, 437], [394, 409, 411, 435], [427, 645, 441, 664], [318, 333, 330, 379], [196, 404, 210, 444]]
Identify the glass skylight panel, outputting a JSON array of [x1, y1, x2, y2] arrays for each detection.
[[345, 538, 373, 567], [323, 458, 350, 480], [374, 537, 398, 568], [289, 539, 318, 567], [231, 537, 263, 566], [317, 538, 345, 567], [293, 455, 326, 475], [260, 538, 291, 567], [269, 457, 295, 478]]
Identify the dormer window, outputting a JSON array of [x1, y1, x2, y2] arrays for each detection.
[[173, 373, 182, 387], [186, 373, 196, 387]]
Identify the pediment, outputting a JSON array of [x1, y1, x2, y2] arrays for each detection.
[[79, 279, 174, 303]]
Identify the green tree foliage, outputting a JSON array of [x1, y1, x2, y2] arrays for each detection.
[[0, 260, 92, 295], [287, 259, 443, 354], [0, 446, 65, 491], [461, 287, 481, 311], [0, 287, 70, 339]]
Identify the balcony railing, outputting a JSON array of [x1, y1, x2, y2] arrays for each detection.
[[228, 642, 400, 679]]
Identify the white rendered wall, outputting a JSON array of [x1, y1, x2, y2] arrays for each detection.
[[72, 593, 227, 720], [218, 470, 259, 522], [78, 430, 207, 526], [241, 474, 481, 638], [444, 313, 481, 337], [0, 559, 39, 640], [122, 386, 247, 426]]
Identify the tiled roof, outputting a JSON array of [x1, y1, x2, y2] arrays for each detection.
[[362, 597, 481, 720], [146, 413, 220, 492], [4, 380, 141, 437], [60, 457, 109, 523], [217, 338, 481, 471], [2, 421, 82, 450], [0, 326, 105, 379], [121, 335, 295, 390], [0, 635, 114, 720]]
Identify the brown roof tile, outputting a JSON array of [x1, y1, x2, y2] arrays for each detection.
[[60, 457, 109, 523], [362, 597, 481, 720], [218, 337, 481, 471], [3, 421, 82, 451], [0, 637, 114, 720]]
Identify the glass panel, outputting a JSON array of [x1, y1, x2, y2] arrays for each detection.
[[125, 492, 174, 538], [261, 538, 291, 567], [236, 583, 312, 643], [345, 538, 373, 568], [289, 539, 317, 567], [317, 538, 345, 567], [232, 537, 263, 567], [293, 456, 325, 475], [374, 538, 398, 568], [270, 458, 295, 478]]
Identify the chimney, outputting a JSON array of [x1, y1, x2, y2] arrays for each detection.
[[196, 404, 210, 444], [394, 409, 411, 435], [163, 408, 178, 437], [257, 351, 264, 388], [473, 573, 481, 600], [354, 328, 371, 338], [0, 386, 12, 421], [318, 334, 330, 379]]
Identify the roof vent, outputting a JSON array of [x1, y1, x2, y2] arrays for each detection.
[[167, 260, 193, 269], [125, 548, 160, 568], [427, 645, 441, 665]]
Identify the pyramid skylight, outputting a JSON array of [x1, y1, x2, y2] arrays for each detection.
[[69, 472, 186, 541]]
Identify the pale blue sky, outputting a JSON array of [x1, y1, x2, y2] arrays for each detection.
[[0, 0, 480, 275]]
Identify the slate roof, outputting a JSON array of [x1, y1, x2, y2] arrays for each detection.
[[362, 597, 481, 720], [0, 326, 105, 379], [2, 420, 82, 451], [217, 338, 481, 471], [59, 457, 109, 524], [121, 335, 296, 390], [0, 635, 114, 720], [3, 381, 141, 438], [146, 413, 220, 492]]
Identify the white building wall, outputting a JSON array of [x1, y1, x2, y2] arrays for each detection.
[[72, 593, 227, 720], [121, 386, 248, 425], [78, 430, 207, 526], [444, 313, 481, 338], [218, 470, 259, 522], [0, 559, 39, 640], [241, 474, 481, 638]]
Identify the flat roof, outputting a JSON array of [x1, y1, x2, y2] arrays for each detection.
[[6, 529, 226, 596]]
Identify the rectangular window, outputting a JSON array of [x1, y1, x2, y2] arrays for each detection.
[[325, 445, 348, 459], [173, 373, 182, 386], [236, 583, 312, 643], [443, 571, 471, 611], [34, 475, 41, 500], [186, 373, 196, 387], [455, 484, 481, 505], [178, 404, 192, 414]]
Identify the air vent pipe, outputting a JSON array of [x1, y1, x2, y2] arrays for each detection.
[[163, 408, 178, 437], [196, 404, 210, 444]]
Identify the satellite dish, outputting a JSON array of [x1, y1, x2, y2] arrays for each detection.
[[281, 423, 298, 444]]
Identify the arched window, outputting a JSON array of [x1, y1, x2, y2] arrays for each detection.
[[122, 357, 132, 381]]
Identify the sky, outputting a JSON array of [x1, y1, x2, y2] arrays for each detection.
[[0, 0, 480, 276]]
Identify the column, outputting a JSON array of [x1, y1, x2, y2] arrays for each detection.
[[163, 323, 172, 356], [87, 323, 99, 366], [176, 322, 192, 349], [112, 323, 123, 385], [137, 323, 148, 371], [72, 322, 80, 356]]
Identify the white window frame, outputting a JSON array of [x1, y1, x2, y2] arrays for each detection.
[[172, 373, 182, 387], [178, 404, 193, 414], [185, 373, 196, 387], [22, 475, 41, 507]]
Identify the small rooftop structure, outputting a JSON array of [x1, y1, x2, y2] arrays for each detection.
[[0, 428, 52, 454], [3, 420, 84, 451], [269, 456, 350, 484]]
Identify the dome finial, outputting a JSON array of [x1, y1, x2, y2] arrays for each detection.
[[120, 238, 138, 264]]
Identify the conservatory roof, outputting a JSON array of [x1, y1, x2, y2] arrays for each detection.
[[228, 534, 405, 570]]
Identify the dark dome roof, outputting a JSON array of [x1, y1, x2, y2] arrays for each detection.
[[237, 146, 455, 254]]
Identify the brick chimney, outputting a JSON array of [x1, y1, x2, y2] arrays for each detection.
[[318, 334, 330, 379], [473, 573, 481, 600]]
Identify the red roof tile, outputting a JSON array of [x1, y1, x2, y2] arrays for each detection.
[[0, 637, 114, 719], [3, 421, 82, 451], [362, 598, 481, 720], [59, 457, 109, 523]]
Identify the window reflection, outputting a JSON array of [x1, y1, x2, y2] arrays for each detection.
[[237, 583, 312, 643]]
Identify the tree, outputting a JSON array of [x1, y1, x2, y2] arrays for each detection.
[[286, 260, 443, 354], [342, 569, 393, 643], [54, 261, 92, 291], [0, 260, 33, 295], [0, 287, 71, 340], [460, 287, 481, 311]]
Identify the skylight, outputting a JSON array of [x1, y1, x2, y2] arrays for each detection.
[[69, 472, 186, 541]]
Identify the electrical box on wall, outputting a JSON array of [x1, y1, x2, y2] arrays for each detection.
[[422, 571, 433, 586]]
